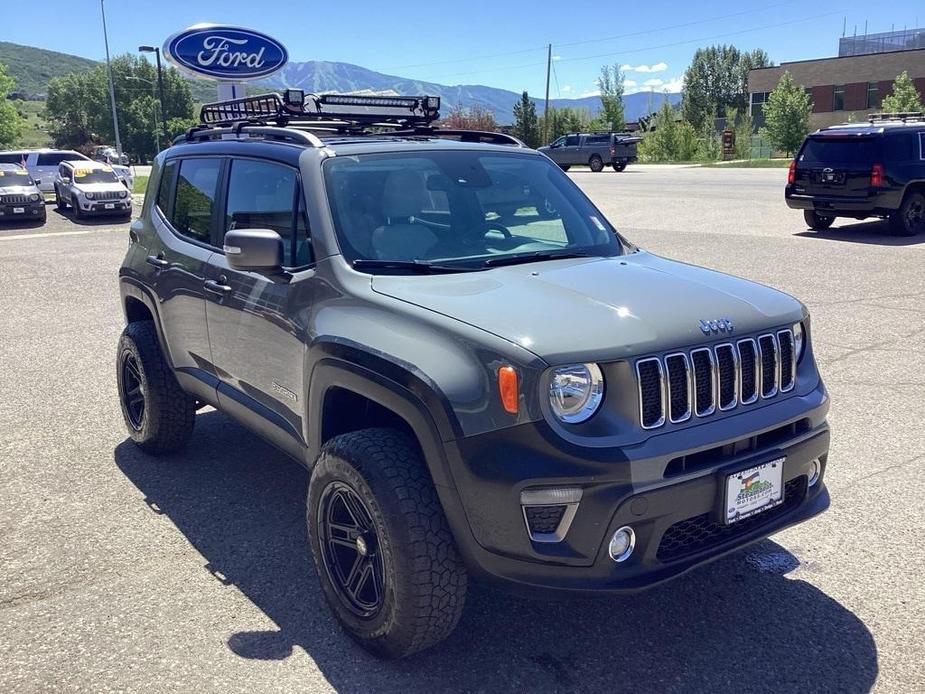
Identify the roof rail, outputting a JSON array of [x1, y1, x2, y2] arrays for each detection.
[[385, 127, 524, 146], [198, 90, 441, 131], [175, 123, 325, 147], [868, 111, 925, 123]]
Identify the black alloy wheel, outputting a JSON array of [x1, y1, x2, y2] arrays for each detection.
[[317, 481, 385, 618], [119, 351, 145, 431], [893, 192, 925, 236]]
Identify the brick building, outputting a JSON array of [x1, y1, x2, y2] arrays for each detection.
[[748, 47, 925, 130]]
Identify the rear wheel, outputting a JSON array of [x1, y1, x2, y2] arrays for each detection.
[[589, 155, 604, 172], [307, 428, 467, 659], [890, 191, 925, 237], [558, 164, 571, 171], [612, 161, 627, 172], [117, 320, 196, 454], [804, 210, 834, 230]]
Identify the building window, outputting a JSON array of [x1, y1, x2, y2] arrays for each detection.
[[833, 85, 845, 111], [867, 82, 880, 109], [750, 92, 770, 119]]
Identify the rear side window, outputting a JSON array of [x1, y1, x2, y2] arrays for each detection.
[[156, 160, 177, 215], [37, 152, 85, 166], [224, 158, 311, 267], [920, 132, 925, 160], [0, 153, 26, 165], [798, 138, 881, 165], [170, 158, 221, 244], [586, 135, 608, 144], [565, 135, 580, 146]]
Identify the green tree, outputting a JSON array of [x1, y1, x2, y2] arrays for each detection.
[[760, 71, 812, 156], [597, 64, 625, 131], [638, 101, 679, 161], [881, 71, 925, 112], [511, 91, 540, 147], [0, 62, 26, 148], [46, 54, 194, 161], [165, 116, 198, 141], [682, 45, 771, 131], [537, 106, 591, 145]]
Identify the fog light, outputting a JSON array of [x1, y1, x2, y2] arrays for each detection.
[[608, 526, 635, 563], [808, 459, 821, 487]]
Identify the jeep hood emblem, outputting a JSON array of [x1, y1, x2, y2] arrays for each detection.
[[700, 319, 734, 335]]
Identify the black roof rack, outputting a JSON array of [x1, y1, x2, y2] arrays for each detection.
[[868, 111, 925, 123]]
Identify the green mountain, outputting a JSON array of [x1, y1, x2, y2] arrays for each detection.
[[0, 42, 97, 96]]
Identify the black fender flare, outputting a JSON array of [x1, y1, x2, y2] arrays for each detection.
[[119, 276, 175, 369]]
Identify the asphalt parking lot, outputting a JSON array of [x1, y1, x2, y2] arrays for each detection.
[[1, 166, 923, 693]]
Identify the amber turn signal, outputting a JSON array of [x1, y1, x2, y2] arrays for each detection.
[[498, 366, 519, 415]]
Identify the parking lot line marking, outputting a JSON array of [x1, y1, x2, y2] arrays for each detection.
[[0, 228, 125, 242]]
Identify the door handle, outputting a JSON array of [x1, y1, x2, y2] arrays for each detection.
[[146, 254, 169, 269], [204, 278, 233, 295]]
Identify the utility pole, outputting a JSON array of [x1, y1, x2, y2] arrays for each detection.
[[543, 44, 552, 144], [139, 46, 168, 145], [100, 0, 123, 160]]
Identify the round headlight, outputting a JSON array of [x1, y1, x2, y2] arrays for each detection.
[[29, 193, 41, 202], [84, 191, 94, 200], [548, 363, 604, 423], [119, 190, 127, 199], [793, 322, 805, 362]]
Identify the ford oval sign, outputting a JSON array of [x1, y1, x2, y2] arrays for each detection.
[[163, 24, 288, 81]]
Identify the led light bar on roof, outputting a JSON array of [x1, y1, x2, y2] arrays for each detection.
[[320, 94, 425, 109]]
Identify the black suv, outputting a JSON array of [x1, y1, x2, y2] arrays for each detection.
[[117, 91, 830, 658], [785, 113, 925, 235]]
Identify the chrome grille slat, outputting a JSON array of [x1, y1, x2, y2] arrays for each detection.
[[635, 329, 797, 429], [737, 338, 759, 405], [1, 194, 29, 204], [758, 333, 779, 398], [714, 343, 738, 411], [777, 329, 796, 392], [664, 353, 692, 423], [636, 358, 665, 429], [690, 348, 716, 417], [94, 190, 124, 201]]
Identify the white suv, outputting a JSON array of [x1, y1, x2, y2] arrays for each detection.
[[54, 160, 132, 219], [0, 149, 133, 195]]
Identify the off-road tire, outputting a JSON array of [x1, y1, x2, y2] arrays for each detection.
[[804, 210, 834, 231], [612, 161, 627, 172], [307, 428, 467, 659], [890, 191, 925, 237], [72, 199, 83, 220], [116, 320, 196, 454], [589, 155, 604, 172], [558, 164, 571, 171], [55, 187, 67, 210]]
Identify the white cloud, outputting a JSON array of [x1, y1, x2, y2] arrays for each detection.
[[624, 75, 684, 95], [561, 84, 573, 93], [624, 79, 638, 88], [579, 89, 601, 98], [552, 55, 562, 61], [643, 78, 664, 87], [620, 62, 668, 74]]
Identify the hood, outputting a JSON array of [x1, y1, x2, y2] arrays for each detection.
[[371, 252, 805, 364], [74, 182, 130, 194], [0, 185, 41, 196]]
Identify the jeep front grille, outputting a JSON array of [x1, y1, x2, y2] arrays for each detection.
[[94, 190, 124, 201], [636, 329, 796, 430], [1, 194, 29, 204]]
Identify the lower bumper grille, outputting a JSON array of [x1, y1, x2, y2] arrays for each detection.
[[524, 505, 566, 534], [656, 476, 807, 562]]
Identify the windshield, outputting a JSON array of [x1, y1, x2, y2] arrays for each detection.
[[73, 168, 119, 184], [323, 150, 623, 269], [799, 137, 881, 165], [0, 170, 34, 187]]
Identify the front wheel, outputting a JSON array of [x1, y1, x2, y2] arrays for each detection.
[[589, 155, 604, 172], [804, 210, 834, 230], [307, 428, 467, 659], [55, 187, 67, 210], [891, 191, 925, 236]]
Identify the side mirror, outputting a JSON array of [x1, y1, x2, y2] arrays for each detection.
[[223, 228, 284, 272]]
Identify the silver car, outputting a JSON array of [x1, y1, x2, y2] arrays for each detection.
[[0, 149, 134, 195], [0, 164, 46, 224], [54, 160, 132, 219]]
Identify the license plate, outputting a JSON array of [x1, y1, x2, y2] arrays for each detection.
[[13, 207, 24, 214], [724, 458, 784, 524], [104, 203, 115, 209]]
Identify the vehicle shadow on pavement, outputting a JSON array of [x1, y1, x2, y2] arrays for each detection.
[[795, 219, 925, 246], [50, 208, 130, 227], [114, 411, 878, 694]]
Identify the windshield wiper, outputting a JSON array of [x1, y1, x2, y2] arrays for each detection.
[[351, 259, 481, 274], [483, 250, 599, 268]]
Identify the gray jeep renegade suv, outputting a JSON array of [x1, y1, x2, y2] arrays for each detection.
[[117, 92, 830, 658]]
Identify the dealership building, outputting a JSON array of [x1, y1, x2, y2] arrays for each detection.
[[748, 31, 925, 129]]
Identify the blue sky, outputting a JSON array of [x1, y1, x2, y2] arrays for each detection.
[[3, 0, 923, 97]]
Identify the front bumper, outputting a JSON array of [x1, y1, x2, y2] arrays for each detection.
[[0, 203, 46, 221], [78, 199, 132, 215], [440, 381, 830, 594]]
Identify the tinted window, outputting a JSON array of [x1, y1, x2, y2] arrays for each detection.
[[565, 135, 580, 146], [225, 159, 310, 267], [37, 152, 86, 166], [0, 153, 26, 165], [833, 85, 845, 111], [920, 133, 925, 160], [798, 138, 881, 165], [323, 151, 621, 266], [157, 160, 177, 216], [586, 135, 608, 144], [170, 158, 221, 244]]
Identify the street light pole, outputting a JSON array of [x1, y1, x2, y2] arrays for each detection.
[[139, 45, 168, 143], [100, 0, 123, 160]]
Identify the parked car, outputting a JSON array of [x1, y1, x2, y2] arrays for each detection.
[[117, 91, 830, 659], [92, 145, 130, 166], [0, 164, 46, 224], [55, 160, 132, 219], [785, 113, 925, 236], [538, 131, 641, 172], [0, 149, 134, 196]]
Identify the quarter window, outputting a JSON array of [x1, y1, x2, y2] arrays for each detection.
[[169, 158, 221, 244], [224, 159, 311, 267], [833, 85, 845, 111], [920, 133, 925, 161], [156, 160, 177, 216]]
